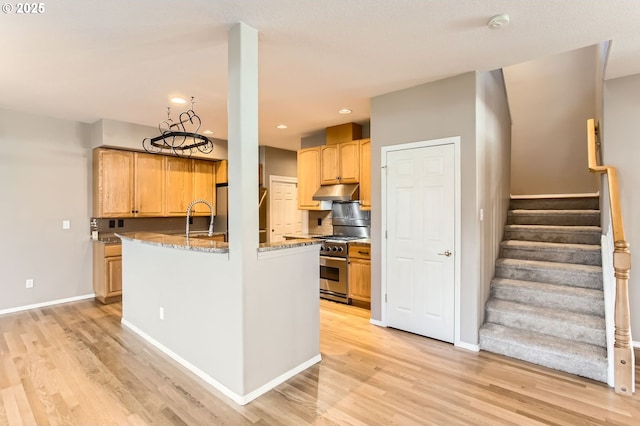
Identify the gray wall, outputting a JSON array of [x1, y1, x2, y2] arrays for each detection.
[[475, 70, 512, 326], [92, 119, 229, 160], [0, 108, 93, 310], [370, 72, 481, 345], [603, 73, 640, 339], [505, 46, 598, 195]]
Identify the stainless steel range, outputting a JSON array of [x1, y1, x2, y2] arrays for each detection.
[[318, 201, 370, 304]]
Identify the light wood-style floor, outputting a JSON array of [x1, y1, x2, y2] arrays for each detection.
[[1, 299, 639, 425]]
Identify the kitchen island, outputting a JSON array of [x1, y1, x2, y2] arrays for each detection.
[[116, 231, 322, 405]]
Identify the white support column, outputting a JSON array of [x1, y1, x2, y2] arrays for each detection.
[[227, 22, 259, 260]]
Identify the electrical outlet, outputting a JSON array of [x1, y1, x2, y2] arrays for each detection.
[[62, 220, 70, 229], [159, 307, 164, 320], [108, 220, 116, 228], [26, 279, 34, 288], [118, 219, 124, 227], [317, 218, 322, 226]]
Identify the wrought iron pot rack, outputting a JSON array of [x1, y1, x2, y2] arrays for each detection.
[[142, 97, 213, 157]]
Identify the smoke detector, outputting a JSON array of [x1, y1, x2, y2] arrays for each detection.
[[488, 14, 510, 29]]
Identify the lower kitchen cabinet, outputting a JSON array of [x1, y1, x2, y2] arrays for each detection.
[[93, 242, 122, 304], [348, 243, 371, 307]]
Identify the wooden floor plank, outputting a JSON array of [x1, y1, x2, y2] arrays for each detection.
[[0, 299, 638, 425]]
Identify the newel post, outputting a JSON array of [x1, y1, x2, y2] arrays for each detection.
[[613, 240, 634, 395]]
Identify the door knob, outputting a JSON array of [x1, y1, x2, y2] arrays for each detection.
[[438, 250, 452, 257]]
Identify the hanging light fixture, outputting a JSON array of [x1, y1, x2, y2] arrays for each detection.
[[142, 97, 213, 157]]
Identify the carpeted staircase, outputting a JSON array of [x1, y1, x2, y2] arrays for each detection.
[[479, 196, 608, 382]]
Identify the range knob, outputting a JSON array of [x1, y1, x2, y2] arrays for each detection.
[[337, 247, 344, 252], [331, 246, 338, 252]]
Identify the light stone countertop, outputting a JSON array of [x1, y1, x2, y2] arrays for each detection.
[[116, 232, 321, 254]]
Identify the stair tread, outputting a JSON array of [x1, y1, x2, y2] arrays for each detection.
[[500, 240, 600, 252], [509, 209, 600, 215], [496, 257, 602, 273], [486, 299, 605, 330], [505, 224, 602, 232], [491, 277, 604, 298], [480, 323, 607, 361]]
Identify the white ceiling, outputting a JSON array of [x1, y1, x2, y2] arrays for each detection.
[[2, 1, 639, 151]]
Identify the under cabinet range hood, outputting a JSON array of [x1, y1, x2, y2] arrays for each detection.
[[312, 183, 359, 202]]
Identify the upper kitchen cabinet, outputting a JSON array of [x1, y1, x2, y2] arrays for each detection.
[[134, 153, 165, 216], [164, 157, 193, 216], [320, 140, 360, 185], [94, 149, 164, 217], [325, 122, 362, 145], [359, 139, 371, 210], [93, 149, 134, 218], [93, 148, 217, 218], [216, 160, 228, 184], [192, 159, 217, 215], [297, 146, 323, 210]]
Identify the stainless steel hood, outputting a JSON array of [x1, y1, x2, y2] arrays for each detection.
[[312, 183, 359, 202]]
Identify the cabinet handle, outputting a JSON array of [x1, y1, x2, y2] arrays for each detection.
[[358, 250, 369, 255]]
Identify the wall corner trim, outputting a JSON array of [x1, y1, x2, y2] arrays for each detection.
[[369, 319, 386, 327], [455, 341, 480, 352]]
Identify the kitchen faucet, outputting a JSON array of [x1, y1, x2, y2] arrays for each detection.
[[185, 199, 215, 238]]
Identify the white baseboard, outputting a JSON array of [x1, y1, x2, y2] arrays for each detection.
[[0, 293, 95, 316], [633, 341, 640, 349], [369, 319, 386, 327], [510, 192, 599, 199], [455, 341, 480, 352], [121, 318, 321, 406]]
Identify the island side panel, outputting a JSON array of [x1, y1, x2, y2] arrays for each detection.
[[120, 240, 244, 396], [243, 244, 321, 394]]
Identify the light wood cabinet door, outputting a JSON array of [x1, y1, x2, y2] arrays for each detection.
[[338, 141, 360, 183], [93, 242, 122, 304], [297, 147, 322, 210], [320, 145, 340, 184], [216, 160, 228, 184], [359, 139, 371, 210], [134, 153, 165, 216], [106, 256, 122, 295], [348, 258, 371, 303], [93, 149, 134, 217], [164, 157, 193, 216], [193, 159, 217, 216]]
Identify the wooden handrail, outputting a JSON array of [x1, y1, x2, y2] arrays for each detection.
[[587, 118, 634, 395]]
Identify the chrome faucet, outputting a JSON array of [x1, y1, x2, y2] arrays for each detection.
[[186, 199, 215, 238]]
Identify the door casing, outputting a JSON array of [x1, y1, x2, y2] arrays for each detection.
[[381, 137, 462, 346]]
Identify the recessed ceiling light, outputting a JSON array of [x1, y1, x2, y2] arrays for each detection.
[[171, 97, 186, 104], [487, 14, 509, 29], [338, 108, 352, 114], [203, 130, 214, 135], [276, 124, 288, 129]]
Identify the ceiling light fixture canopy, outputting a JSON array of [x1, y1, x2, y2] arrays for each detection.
[[276, 124, 288, 129], [487, 14, 510, 29], [171, 97, 186, 104], [338, 108, 352, 114], [142, 97, 213, 157]]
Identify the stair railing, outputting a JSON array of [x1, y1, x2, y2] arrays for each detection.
[[587, 118, 634, 395]]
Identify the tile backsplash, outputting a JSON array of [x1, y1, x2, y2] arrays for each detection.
[[307, 211, 333, 235], [91, 216, 211, 237]]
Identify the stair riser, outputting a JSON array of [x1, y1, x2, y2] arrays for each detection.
[[485, 308, 605, 347], [510, 198, 599, 210], [504, 229, 601, 245], [507, 214, 599, 226], [479, 333, 607, 382], [490, 285, 604, 316], [501, 247, 602, 266], [495, 265, 602, 289]]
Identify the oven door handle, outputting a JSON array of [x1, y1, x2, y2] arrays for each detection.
[[320, 255, 347, 263]]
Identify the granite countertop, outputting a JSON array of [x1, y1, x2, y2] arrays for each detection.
[[117, 232, 228, 253], [350, 238, 371, 245], [116, 232, 321, 254]]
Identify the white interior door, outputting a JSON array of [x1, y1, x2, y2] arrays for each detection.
[[269, 176, 302, 242], [385, 143, 455, 342]]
